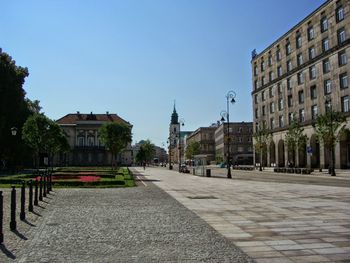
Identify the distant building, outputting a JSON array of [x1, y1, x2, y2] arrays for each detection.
[[186, 127, 217, 163], [251, 0, 350, 168], [55, 111, 132, 166], [132, 140, 167, 164], [215, 122, 253, 165]]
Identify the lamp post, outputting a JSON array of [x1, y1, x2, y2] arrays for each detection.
[[220, 91, 236, 178], [325, 96, 336, 176], [178, 119, 185, 173]]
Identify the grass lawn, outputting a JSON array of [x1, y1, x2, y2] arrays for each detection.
[[0, 167, 135, 188]]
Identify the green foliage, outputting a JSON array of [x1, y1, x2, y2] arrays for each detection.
[[314, 110, 347, 149], [22, 114, 70, 167], [98, 122, 132, 168], [285, 118, 307, 160], [0, 49, 31, 164], [136, 139, 156, 163], [185, 141, 200, 159], [253, 128, 271, 151]]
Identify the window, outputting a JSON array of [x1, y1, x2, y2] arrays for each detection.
[[308, 26, 315, 40], [323, 59, 331, 73], [288, 112, 294, 124], [270, 102, 275, 113], [277, 83, 282, 94], [339, 50, 348, 66], [296, 35, 302, 49], [269, 71, 274, 82], [254, 65, 258, 76], [320, 17, 328, 32], [298, 90, 304, 104], [286, 42, 292, 55], [279, 115, 284, 127], [261, 60, 265, 71], [268, 55, 272, 66], [338, 28, 346, 45], [276, 49, 281, 61], [341, 95, 349, 112], [269, 87, 274, 98], [262, 90, 265, 101], [254, 94, 258, 104], [288, 95, 293, 107], [278, 98, 284, 110], [297, 53, 303, 66], [287, 77, 292, 90], [324, 79, 332, 94], [277, 66, 283, 77], [238, 137, 243, 143], [270, 118, 275, 129], [255, 108, 258, 118], [261, 76, 265, 86], [340, 73, 348, 89], [298, 72, 304, 85], [299, 108, 305, 122], [237, 146, 244, 152], [287, 60, 292, 71], [254, 80, 258, 90], [309, 46, 316, 59], [311, 105, 318, 120], [310, 85, 317, 99], [322, 38, 330, 52], [87, 136, 95, 146], [309, 65, 317, 79], [336, 6, 345, 22], [78, 137, 84, 147]]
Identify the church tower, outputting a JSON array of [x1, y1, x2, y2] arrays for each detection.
[[169, 103, 180, 164]]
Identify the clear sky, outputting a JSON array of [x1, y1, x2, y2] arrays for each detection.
[[2, 0, 326, 147]]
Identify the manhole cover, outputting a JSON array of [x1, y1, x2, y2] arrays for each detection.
[[187, 196, 217, 199]]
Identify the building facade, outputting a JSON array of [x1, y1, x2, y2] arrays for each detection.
[[251, 0, 350, 168], [55, 112, 133, 166], [186, 126, 216, 163], [215, 122, 254, 165]]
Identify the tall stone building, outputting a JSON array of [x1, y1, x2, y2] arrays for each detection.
[[186, 126, 217, 163], [251, 0, 350, 168], [55, 112, 133, 166], [215, 122, 253, 165]]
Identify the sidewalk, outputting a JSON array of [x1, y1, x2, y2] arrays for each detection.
[[135, 167, 350, 263]]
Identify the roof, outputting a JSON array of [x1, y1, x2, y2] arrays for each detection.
[[56, 113, 131, 126]]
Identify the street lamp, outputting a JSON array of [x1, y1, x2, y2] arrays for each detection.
[[325, 96, 336, 176], [178, 118, 185, 173], [220, 91, 236, 179]]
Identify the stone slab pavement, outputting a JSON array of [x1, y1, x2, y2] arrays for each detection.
[[133, 167, 350, 263], [0, 182, 254, 262]]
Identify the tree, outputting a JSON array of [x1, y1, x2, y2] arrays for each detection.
[[135, 140, 156, 164], [0, 49, 31, 167], [98, 122, 132, 169], [285, 117, 307, 167], [314, 109, 346, 175], [22, 114, 69, 168], [185, 141, 200, 160], [253, 127, 271, 171]]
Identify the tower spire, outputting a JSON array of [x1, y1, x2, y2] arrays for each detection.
[[171, 100, 179, 124]]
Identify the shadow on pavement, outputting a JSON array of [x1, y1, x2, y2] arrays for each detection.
[[11, 230, 28, 240], [22, 219, 36, 227], [0, 244, 16, 259]]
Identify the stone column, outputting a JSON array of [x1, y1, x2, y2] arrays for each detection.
[[319, 143, 325, 170], [284, 144, 288, 167], [335, 141, 341, 169]]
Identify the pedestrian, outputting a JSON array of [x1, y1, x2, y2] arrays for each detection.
[[143, 162, 146, 170]]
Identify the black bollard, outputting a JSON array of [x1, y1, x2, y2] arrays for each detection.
[[47, 172, 50, 194], [28, 180, 33, 212], [43, 175, 47, 198], [49, 172, 52, 192], [34, 178, 39, 206], [0, 191, 3, 243], [10, 186, 16, 231], [20, 181, 25, 220], [39, 176, 43, 201]]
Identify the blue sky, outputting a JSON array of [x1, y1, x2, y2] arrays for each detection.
[[1, 0, 325, 147]]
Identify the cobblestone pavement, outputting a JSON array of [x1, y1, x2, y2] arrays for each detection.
[[134, 167, 350, 262], [0, 182, 254, 262]]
